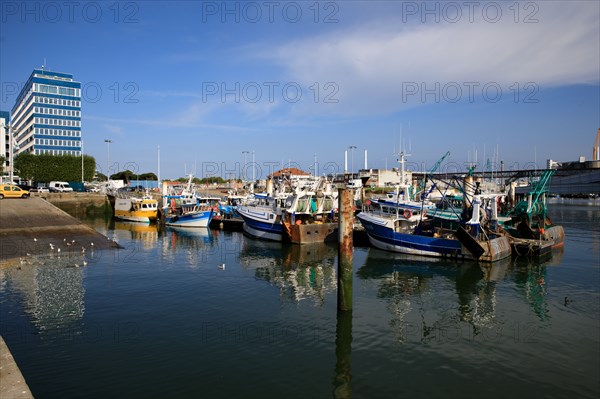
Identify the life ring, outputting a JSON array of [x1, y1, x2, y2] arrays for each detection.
[[403, 209, 412, 219], [170, 198, 176, 212]]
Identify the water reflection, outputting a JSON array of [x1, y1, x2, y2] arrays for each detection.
[[159, 227, 217, 267], [111, 221, 159, 249], [0, 253, 87, 333], [333, 310, 352, 399], [239, 239, 338, 305], [358, 248, 559, 342]]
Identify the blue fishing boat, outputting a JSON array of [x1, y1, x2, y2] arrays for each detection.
[[161, 175, 214, 228], [237, 193, 287, 241], [357, 194, 511, 262], [357, 154, 511, 262]]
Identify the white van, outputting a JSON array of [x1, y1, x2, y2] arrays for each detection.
[[49, 181, 74, 192]]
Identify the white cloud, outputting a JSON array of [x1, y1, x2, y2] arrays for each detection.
[[266, 1, 599, 116], [103, 124, 123, 134]]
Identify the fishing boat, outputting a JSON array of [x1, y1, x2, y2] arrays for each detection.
[[161, 175, 214, 228], [501, 169, 565, 257], [107, 186, 159, 223], [209, 191, 247, 230], [237, 172, 338, 244], [358, 193, 511, 262], [357, 154, 511, 262], [281, 177, 339, 244], [237, 192, 288, 241]]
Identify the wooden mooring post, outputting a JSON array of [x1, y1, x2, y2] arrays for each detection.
[[337, 188, 353, 311]]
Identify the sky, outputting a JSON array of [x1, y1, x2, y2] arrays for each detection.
[[1, 1, 599, 180]]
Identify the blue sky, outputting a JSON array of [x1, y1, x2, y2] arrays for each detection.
[[1, 1, 599, 180]]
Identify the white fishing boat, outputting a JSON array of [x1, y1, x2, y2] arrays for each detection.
[[162, 175, 214, 228], [237, 171, 338, 243]]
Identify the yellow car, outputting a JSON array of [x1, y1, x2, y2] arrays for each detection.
[[0, 184, 30, 199]]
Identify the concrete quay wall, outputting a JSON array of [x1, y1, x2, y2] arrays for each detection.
[[0, 197, 118, 261], [0, 336, 33, 398]]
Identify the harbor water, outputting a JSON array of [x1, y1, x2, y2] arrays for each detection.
[[1, 199, 598, 398]]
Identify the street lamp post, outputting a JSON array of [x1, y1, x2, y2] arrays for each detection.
[[157, 145, 160, 186], [252, 150, 255, 181], [104, 139, 112, 180], [242, 150, 249, 181], [81, 140, 84, 182], [8, 125, 14, 184], [348, 145, 357, 176]]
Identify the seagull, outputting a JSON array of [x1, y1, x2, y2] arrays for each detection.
[[218, 263, 225, 270], [90, 242, 94, 247], [33, 238, 37, 242], [81, 246, 86, 254], [564, 297, 574, 306], [49, 243, 55, 250], [57, 248, 61, 253], [83, 260, 88, 266]]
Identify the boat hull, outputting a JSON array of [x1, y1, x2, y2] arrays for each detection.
[[237, 206, 283, 241], [112, 197, 158, 224], [358, 212, 511, 262], [114, 213, 156, 223], [164, 210, 212, 228], [283, 221, 337, 244], [509, 225, 565, 257]]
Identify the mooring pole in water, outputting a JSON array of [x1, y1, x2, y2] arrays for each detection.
[[337, 188, 353, 312]]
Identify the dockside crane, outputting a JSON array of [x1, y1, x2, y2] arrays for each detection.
[[417, 150, 450, 199]]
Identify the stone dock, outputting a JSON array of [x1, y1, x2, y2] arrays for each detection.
[[0, 196, 118, 261], [0, 336, 33, 398]]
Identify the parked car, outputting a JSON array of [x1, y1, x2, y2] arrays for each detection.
[[0, 184, 30, 199], [85, 186, 100, 192], [31, 184, 50, 193], [17, 184, 34, 191], [48, 181, 74, 192]]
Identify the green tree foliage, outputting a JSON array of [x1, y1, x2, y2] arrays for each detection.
[[0, 156, 5, 174], [109, 171, 157, 182], [110, 170, 135, 183], [175, 176, 226, 184], [138, 172, 158, 180], [14, 153, 96, 182], [200, 176, 226, 184]]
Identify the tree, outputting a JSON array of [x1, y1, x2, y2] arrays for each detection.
[[109, 171, 157, 182], [95, 172, 108, 181], [138, 172, 158, 180], [0, 156, 5, 175], [13, 153, 96, 182], [110, 170, 135, 183]]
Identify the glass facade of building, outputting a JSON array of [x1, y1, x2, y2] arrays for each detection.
[[11, 69, 82, 156], [1, 111, 10, 173]]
